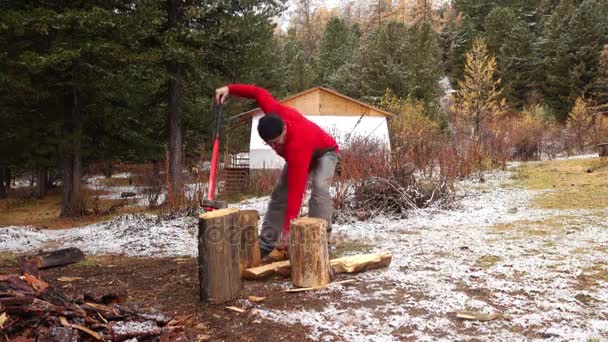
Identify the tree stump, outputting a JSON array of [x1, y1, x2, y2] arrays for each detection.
[[598, 143, 608, 157], [289, 217, 332, 288], [239, 210, 261, 274], [198, 208, 241, 304]]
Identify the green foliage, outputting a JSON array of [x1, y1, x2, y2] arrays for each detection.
[[360, 21, 443, 106], [317, 17, 360, 90]]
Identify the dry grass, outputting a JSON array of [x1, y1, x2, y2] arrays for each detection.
[[0, 188, 154, 229], [512, 157, 608, 209]]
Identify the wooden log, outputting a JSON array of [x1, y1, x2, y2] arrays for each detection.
[[26, 248, 85, 269], [198, 208, 241, 304], [241, 260, 291, 280], [330, 252, 393, 273], [289, 218, 332, 288], [238, 210, 261, 274], [243, 252, 393, 280]]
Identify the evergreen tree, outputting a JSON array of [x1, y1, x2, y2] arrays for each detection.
[[483, 7, 518, 56], [360, 21, 442, 106], [317, 17, 360, 86], [447, 15, 478, 88], [589, 45, 608, 114], [541, 0, 608, 120]]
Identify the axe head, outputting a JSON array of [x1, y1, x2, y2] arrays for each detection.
[[202, 199, 228, 211]]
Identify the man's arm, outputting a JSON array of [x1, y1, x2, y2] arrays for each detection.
[[282, 150, 313, 233], [216, 84, 281, 115]]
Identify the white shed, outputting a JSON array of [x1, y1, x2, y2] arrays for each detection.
[[243, 87, 393, 169]]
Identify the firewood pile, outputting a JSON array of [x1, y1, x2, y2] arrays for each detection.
[[0, 259, 175, 341]]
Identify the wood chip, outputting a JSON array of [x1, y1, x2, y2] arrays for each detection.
[[225, 306, 246, 313], [60, 316, 102, 340], [0, 312, 8, 328], [248, 296, 266, 303], [284, 279, 356, 293], [456, 311, 505, 321], [57, 277, 83, 282]]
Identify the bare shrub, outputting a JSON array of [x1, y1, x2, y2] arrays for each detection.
[[332, 137, 454, 223]]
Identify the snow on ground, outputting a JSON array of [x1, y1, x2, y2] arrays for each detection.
[[2, 160, 608, 341]]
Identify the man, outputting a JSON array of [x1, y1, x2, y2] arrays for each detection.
[[215, 84, 338, 257]]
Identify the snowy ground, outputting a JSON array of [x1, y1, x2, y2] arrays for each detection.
[[1, 161, 607, 341]]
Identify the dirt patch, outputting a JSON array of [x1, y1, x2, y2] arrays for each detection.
[[0, 256, 325, 341]]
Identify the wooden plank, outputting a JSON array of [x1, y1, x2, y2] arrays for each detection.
[[290, 218, 332, 288], [243, 252, 392, 280]]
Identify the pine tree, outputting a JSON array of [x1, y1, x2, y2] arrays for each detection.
[[541, 0, 608, 120], [589, 45, 608, 114], [360, 20, 443, 106], [452, 38, 505, 141], [447, 15, 478, 88], [483, 7, 517, 55], [317, 17, 360, 85]]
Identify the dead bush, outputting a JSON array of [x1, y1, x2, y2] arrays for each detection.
[[332, 138, 454, 223]]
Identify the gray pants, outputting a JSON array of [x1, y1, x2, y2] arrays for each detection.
[[260, 151, 338, 253]]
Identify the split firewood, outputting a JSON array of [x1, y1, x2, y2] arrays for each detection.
[[60, 316, 102, 340], [248, 296, 266, 303], [0, 312, 8, 328], [330, 252, 393, 273], [284, 279, 356, 293], [242, 260, 291, 280], [225, 306, 246, 313], [243, 252, 393, 280], [57, 277, 83, 282], [22, 273, 49, 292], [456, 311, 508, 321]]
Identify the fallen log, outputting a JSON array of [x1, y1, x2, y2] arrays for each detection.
[[23, 248, 85, 269], [289, 218, 332, 288], [242, 252, 392, 280]]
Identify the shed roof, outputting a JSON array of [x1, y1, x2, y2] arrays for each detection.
[[239, 86, 393, 118]]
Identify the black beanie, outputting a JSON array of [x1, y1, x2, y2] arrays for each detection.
[[257, 115, 284, 141]]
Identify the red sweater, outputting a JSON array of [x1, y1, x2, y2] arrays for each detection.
[[229, 84, 338, 232]]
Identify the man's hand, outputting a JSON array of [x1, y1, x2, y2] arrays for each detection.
[[215, 86, 229, 104]]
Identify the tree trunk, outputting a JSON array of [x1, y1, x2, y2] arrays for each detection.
[[0, 166, 6, 199], [239, 210, 262, 274], [60, 87, 84, 217], [102, 160, 112, 179], [289, 217, 332, 288], [167, 0, 183, 208], [34, 167, 48, 199], [198, 208, 241, 304], [152, 159, 160, 180]]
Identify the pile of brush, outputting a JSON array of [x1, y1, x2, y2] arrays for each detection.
[[0, 259, 177, 341]]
